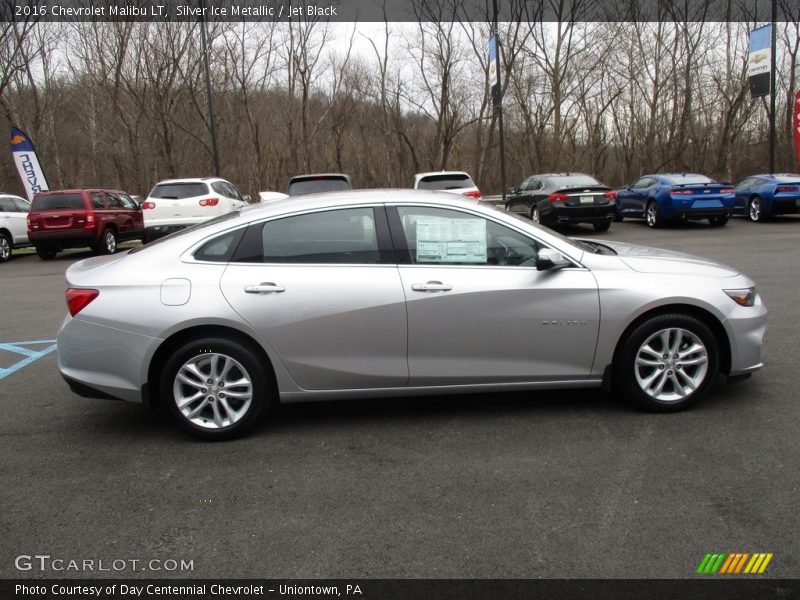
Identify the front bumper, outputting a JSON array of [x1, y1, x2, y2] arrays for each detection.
[[724, 298, 768, 376]]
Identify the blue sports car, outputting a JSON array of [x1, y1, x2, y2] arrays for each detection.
[[733, 174, 800, 222], [614, 173, 735, 228]]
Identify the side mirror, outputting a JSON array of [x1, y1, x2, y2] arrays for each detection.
[[242, 194, 253, 203], [536, 248, 570, 271], [508, 187, 517, 195]]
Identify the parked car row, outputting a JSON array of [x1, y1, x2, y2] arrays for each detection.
[[505, 171, 800, 232]]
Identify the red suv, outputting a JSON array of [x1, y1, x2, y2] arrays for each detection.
[[28, 189, 145, 260]]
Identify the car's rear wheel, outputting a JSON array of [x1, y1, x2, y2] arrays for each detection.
[[0, 233, 11, 262], [708, 215, 729, 226], [613, 209, 623, 222], [35, 246, 57, 260], [645, 201, 663, 228], [530, 205, 541, 224], [161, 337, 271, 440], [94, 228, 117, 255], [748, 196, 766, 222], [593, 221, 611, 232], [615, 314, 719, 412]]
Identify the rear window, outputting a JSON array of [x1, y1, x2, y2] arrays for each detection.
[[32, 193, 84, 210], [416, 174, 475, 190], [773, 174, 800, 182], [149, 182, 209, 199], [542, 175, 601, 188], [287, 177, 351, 196], [663, 175, 713, 185]]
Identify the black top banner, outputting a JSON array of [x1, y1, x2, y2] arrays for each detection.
[[0, 0, 796, 23]]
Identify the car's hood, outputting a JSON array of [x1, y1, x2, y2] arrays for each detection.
[[582, 240, 740, 277]]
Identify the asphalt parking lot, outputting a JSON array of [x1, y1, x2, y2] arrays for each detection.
[[1, 215, 798, 580]]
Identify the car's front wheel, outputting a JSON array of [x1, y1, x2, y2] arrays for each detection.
[[748, 196, 766, 222], [161, 337, 271, 440], [615, 314, 719, 412], [35, 246, 57, 260], [0, 233, 11, 262]]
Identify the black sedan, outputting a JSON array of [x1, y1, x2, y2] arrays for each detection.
[[505, 173, 617, 231]]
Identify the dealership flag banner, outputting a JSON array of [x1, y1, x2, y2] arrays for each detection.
[[748, 24, 771, 99], [10, 126, 49, 201], [794, 89, 800, 168], [488, 34, 501, 108]]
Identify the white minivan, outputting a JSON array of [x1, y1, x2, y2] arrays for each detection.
[[142, 177, 250, 241]]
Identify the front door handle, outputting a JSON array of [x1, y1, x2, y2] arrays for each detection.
[[411, 281, 452, 292], [244, 282, 285, 294]]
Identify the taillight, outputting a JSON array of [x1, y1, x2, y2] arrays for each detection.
[[85, 211, 96, 229], [462, 189, 482, 199], [776, 185, 799, 193], [141, 201, 156, 209], [670, 189, 692, 196], [26, 214, 31, 230], [604, 191, 617, 200], [547, 193, 569, 203], [720, 188, 735, 194], [199, 197, 220, 207], [66, 288, 99, 317]]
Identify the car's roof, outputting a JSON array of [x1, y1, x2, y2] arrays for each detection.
[[154, 178, 227, 184], [289, 173, 350, 181], [415, 171, 472, 178], [529, 173, 593, 178], [647, 173, 709, 178], [34, 188, 126, 194], [749, 173, 800, 179]]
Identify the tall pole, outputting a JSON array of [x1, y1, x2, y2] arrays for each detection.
[[492, 0, 507, 206], [768, 0, 777, 174], [200, 1, 221, 177]]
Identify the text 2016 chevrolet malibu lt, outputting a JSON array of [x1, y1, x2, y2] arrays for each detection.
[[57, 190, 767, 439]]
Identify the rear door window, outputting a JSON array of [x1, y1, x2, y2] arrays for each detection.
[[11, 197, 30, 212], [0, 197, 15, 212], [90, 192, 106, 209], [106, 192, 123, 208]]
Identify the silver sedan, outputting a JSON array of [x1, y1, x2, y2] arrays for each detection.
[[57, 191, 767, 439]]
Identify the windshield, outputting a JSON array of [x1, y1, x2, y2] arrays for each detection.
[[287, 177, 351, 196], [149, 182, 209, 199], [32, 193, 84, 210], [543, 175, 601, 188], [416, 174, 475, 190]]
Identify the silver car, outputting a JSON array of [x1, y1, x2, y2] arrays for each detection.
[[57, 190, 767, 439]]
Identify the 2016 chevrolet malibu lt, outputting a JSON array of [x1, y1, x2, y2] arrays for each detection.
[[57, 190, 767, 439]]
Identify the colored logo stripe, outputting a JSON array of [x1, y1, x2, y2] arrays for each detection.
[[697, 553, 772, 574]]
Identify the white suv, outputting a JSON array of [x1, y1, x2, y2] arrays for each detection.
[[142, 177, 250, 241], [0, 193, 31, 262], [413, 171, 482, 198]]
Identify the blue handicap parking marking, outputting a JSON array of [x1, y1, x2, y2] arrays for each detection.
[[0, 340, 58, 380]]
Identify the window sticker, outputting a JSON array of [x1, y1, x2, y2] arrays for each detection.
[[415, 217, 487, 263]]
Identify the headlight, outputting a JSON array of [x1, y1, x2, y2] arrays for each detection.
[[724, 288, 756, 307]]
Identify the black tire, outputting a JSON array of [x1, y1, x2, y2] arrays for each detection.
[[613, 209, 623, 222], [614, 313, 719, 412], [0, 232, 11, 262], [35, 246, 57, 260], [530, 205, 542, 225], [593, 220, 611, 232], [748, 196, 767, 223], [160, 336, 272, 440], [94, 228, 117, 255], [645, 200, 663, 228], [708, 215, 729, 226]]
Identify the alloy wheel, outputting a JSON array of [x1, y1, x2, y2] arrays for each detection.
[[749, 198, 762, 222], [634, 328, 709, 403], [173, 353, 253, 429], [0, 235, 10, 261], [105, 230, 117, 253]]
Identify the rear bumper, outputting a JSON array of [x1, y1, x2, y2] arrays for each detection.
[[770, 197, 800, 215], [29, 230, 98, 248], [543, 204, 615, 225], [672, 207, 732, 220]]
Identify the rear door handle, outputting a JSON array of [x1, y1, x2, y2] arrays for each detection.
[[411, 281, 452, 292], [244, 282, 285, 294]]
